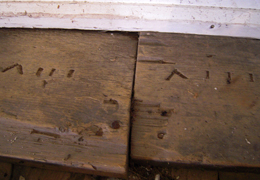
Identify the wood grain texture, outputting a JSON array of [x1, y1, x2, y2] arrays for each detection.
[[131, 32, 260, 168], [0, 29, 138, 178], [0, 162, 12, 180]]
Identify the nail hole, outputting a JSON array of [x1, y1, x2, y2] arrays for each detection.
[[36, 68, 44, 77], [17, 65, 23, 75], [210, 25, 215, 29], [78, 136, 84, 141], [249, 73, 254, 82], [111, 121, 120, 129], [227, 72, 231, 84], [49, 68, 56, 76], [206, 54, 215, 58], [43, 80, 48, 88], [159, 109, 173, 117], [157, 133, 165, 139], [206, 71, 209, 79], [67, 70, 75, 78], [161, 111, 168, 116]]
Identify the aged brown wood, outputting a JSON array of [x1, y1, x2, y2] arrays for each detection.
[[11, 165, 93, 180], [0, 162, 12, 180], [131, 32, 260, 168], [0, 29, 138, 178]]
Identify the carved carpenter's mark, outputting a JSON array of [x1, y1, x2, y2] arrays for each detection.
[[227, 72, 231, 84], [43, 80, 48, 88], [1, 63, 23, 75], [174, 69, 188, 79], [67, 70, 75, 78], [1, 63, 19, 72], [17, 65, 23, 74], [49, 68, 56, 76], [64, 154, 71, 161], [206, 71, 210, 79], [166, 69, 188, 80], [138, 60, 175, 64], [36, 68, 44, 77], [165, 70, 175, 80], [31, 129, 60, 138], [249, 73, 254, 82]]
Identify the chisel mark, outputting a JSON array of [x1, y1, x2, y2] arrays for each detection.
[[49, 68, 56, 76], [36, 68, 44, 77], [31, 129, 60, 138], [206, 71, 210, 79], [166, 69, 188, 80], [139, 60, 175, 64]]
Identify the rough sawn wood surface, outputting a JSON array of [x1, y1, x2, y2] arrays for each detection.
[[0, 29, 138, 178], [131, 32, 260, 168]]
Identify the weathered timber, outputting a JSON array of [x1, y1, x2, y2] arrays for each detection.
[[0, 29, 138, 178], [131, 32, 260, 168]]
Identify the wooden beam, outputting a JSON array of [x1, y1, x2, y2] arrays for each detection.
[[131, 32, 260, 168], [0, 29, 138, 178]]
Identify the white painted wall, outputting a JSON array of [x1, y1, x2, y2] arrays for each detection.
[[0, 0, 260, 39]]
